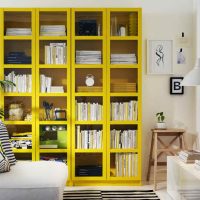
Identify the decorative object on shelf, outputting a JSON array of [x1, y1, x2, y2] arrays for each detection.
[[45, 126, 51, 131], [155, 112, 166, 129], [147, 40, 173, 75], [8, 103, 24, 121], [119, 25, 126, 36], [76, 20, 97, 36], [54, 109, 67, 120], [110, 16, 118, 36], [42, 101, 53, 120], [24, 113, 32, 121], [85, 74, 95, 87], [170, 77, 184, 95]]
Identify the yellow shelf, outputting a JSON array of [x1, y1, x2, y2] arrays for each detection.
[[39, 149, 68, 153], [110, 92, 138, 97], [13, 149, 33, 153], [4, 121, 33, 125], [39, 93, 68, 97], [38, 64, 70, 68], [110, 36, 138, 40], [75, 149, 103, 153], [39, 121, 68, 125], [74, 64, 104, 68], [75, 36, 104, 40], [75, 121, 103, 124], [109, 176, 139, 181], [4, 36, 33, 40], [75, 92, 103, 96], [3, 64, 33, 68], [4, 92, 32, 96], [109, 64, 139, 68], [73, 176, 105, 181], [109, 121, 139, 125], [39, 36, 68, 40]]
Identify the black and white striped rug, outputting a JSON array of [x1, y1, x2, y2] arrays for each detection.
[[63, 190, 160, 199]]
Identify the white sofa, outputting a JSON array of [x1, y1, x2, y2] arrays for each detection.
[[0, 161, 68, 200]]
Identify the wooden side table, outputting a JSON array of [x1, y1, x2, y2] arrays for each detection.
[[146, 128, 187, 190]]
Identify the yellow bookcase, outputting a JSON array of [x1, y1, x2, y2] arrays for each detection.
[[0, 8, 142, 186]]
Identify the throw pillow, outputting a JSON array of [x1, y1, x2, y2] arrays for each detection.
[[0, 121, 16, 165], [0, 142, 10, 173]]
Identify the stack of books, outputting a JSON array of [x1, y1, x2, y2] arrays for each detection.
[[110, 129, 137, 149], [178, 150, 200, 163], [5, 71, 32, 93], [111, 53, 137, 64], [194, 160, 200, 170], [6, 28, 32, 36], [110, 100, 138, 121], [111, 82, 137, 92], [5, 52, 31, 64], [40, 25, 66, 36], [76, 165, 102, 176], [10, 132, 32, 149], [76, 50, 102, 64], [45, 43, 66, 64], [40, 156, 66, 163]]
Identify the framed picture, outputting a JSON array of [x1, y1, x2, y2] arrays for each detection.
[[170, 77, 184, 95], [147, 40, 173, 74]]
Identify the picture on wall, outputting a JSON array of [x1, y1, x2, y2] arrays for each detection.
[[147, 40, 173, 75], [170, 77, 184, 95]]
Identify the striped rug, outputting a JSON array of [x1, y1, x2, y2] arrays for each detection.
[[63, 190, 160, 200]]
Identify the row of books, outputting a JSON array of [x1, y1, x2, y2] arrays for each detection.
[[40, 25, 66, 36], [45, 43, 67, 64], [110, 53, 137, 64], [75, 101, 103, 121], [5, 71, 32, 93], [76, 126, 102, 149], [110, 100, 138, 121], [115, 153, 138, 177], [6, 28, 32, 36], [178, 150, 200, 163], [40, 74, 64, 93], [110, 129, 137, 149], [76, 50, 102, 64], [5, 52, 31, 64]]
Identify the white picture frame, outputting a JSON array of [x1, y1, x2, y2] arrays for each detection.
[[147, 40, 173, 75]]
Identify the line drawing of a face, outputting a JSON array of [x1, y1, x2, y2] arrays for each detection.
[[155, 45, 164, 66]]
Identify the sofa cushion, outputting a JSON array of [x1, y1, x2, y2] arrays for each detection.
[[0, 142, 10, 173], [0, 121, 16, 165]]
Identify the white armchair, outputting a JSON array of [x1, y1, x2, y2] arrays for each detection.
[[0, 161, 68, 200]]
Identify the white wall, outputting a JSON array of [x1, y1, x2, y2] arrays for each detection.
[[0, 0, 196, 180]]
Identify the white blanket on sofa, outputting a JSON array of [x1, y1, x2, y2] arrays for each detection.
[[0, 161, 68, 200]]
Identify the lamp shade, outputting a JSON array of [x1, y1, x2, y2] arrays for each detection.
[[181, 58, 200, 86]]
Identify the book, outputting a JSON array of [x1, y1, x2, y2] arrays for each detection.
[[39, 144, 58, 149]]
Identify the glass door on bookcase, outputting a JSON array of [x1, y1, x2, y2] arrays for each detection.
[[36, 9, 70, 162], [2, 9, 35, 160]]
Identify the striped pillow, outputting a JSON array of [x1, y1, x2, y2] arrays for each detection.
[[0, 142, 10, 173], [0, 121, 16, 165]]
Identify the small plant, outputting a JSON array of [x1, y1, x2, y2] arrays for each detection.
[[156, 112, 165, 123]]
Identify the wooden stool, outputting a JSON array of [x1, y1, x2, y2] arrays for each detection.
[[146, 128, 186, 190]]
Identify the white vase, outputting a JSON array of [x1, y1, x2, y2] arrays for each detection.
[[156, 122, 166, 129]]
